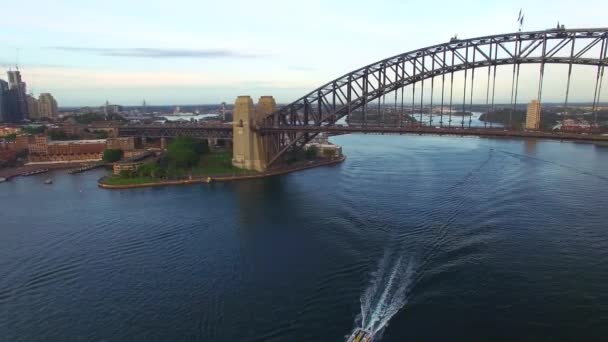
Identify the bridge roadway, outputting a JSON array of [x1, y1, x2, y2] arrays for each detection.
[[117, 123, 232, 139], [259, 125, 608, 142], [116, 123, 608, 142]]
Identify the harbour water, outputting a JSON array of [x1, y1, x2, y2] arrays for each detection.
[[1, 134, 607, 341]]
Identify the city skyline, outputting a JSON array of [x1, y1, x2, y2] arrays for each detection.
[[1, 0, 608, 106]]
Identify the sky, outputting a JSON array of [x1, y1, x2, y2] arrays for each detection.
[[0, 0, 607, 107]]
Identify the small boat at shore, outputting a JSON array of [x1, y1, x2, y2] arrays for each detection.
[[44, 179, 53, 185], [22, 169, 49, 177], [0, 177, 6, 183], [68, 164, 104, 175]]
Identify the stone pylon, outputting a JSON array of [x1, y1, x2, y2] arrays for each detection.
[[232, 96, 277, 171]]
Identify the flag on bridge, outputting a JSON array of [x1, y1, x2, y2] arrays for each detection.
[[517, 9, 524, 31]]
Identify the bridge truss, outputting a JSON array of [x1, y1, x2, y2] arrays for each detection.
[[260, 27, 608, 166]]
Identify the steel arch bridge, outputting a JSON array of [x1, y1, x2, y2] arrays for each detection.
[[259, 27, 608, 166]]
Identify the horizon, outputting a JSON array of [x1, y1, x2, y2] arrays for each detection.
[[55, 101, 608, 110]]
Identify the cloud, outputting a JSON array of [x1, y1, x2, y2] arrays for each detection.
[[288, 66, 318, 71], [0, 60, 69, 69], [47, 47, 265, 59]]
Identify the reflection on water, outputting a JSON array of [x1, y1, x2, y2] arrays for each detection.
[[411, 111, 504, 128]]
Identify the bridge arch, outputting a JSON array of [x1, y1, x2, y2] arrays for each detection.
[[262, 28, 608, 166]]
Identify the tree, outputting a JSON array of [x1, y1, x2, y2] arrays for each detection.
[[21, 126, 45, 134], [305, 145, 318, 160], [119, 169, 134, 178], [166, 137, 207, 168], [2, 133, 16, 142], [48, 130, 80, 141], [137, 162, 164, 178], [93, 130, 109, 139], [103, 149, 123, 162]]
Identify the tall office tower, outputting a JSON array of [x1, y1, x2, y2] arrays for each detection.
[[0, 80, 8, 122], [7, 70, 28, 120], [525, 100, 542, 130], [38, 93, 58, 119], [7, 70, 28, 122]]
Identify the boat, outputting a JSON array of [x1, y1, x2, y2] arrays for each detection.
[[22, 169, 49, 177], [346, 328, 373, 342], [0, 177, 6, 183], [44, 179, 53, 185], [68, 164, 104, 175]]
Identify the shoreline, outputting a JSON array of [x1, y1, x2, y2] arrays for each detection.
[[0, 161, 106, 179], [98, 156, 346, 190]]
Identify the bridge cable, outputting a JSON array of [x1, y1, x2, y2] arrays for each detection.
[[363, 69, 368, 127], [400, 59, 405, 128], [462, 41, 469, 128], [382, 68, 387, 127], [537, 34, 548, 130], [394, 78, 398, 128], [508, 39, 519, 129], [420, 53, 426, 125], [597, 37, 608, 128], [412, 58, 417, 125], [469, 47, 477, 128], [564, 36, 577, 125], [449, 50, 455, 128], [379, 68, 384, 127], [490, 42, 499, 129], [592, 36, 607, 128], [430, 52, 436, 127], [440, 48, 446, 128], [485, 42, 493, 129], [513, 36, 522, 129]]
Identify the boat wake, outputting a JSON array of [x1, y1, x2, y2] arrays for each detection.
[[357, 251, 416, 337]]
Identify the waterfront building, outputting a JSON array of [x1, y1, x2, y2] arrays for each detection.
[[0, 126, 20, 137], [305, 142, 343, 158], [106, 137, 135, 151], [38, 93, 58, 119], [113, 160, 142, 175], [526, 100, 542, 130], [14, 134, 30, 151], [28, 134, 48, 154], [0, 141, 17, 162], [27, 135, 106, 163]]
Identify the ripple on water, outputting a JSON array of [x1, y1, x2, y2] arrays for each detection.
[[2, 135, 608, 341]]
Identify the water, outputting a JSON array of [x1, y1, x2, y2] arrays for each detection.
[[162, 114, 220, 122], [412, 111, 504, 128], [1, 135, 608, 341], [359, 251, 415, 336]]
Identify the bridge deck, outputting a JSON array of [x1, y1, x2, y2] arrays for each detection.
[[257, 126, 608, 142]]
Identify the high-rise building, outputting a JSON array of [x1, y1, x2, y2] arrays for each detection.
[[4, 88, 24, 123], [38, 93, 58, 118], [0, 80, 8, 122], [7, 70, 22, 89], [7, 70, 28, 120], [525, 100, 541, 130], [26, 94, 39, 120]]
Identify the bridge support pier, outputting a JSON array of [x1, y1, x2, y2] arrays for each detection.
[[232, 96, 276, 172]]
